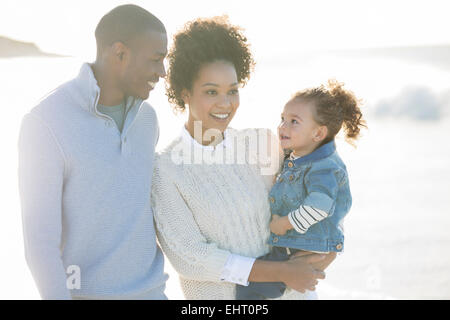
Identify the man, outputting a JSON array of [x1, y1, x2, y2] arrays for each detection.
[[18, 4, 168, 299]]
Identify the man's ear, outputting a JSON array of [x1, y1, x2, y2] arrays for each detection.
[[313, 125, 328, 142], [111, 41, 129, 62]]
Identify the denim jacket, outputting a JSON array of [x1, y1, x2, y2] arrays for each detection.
[[267, 140, 352, 252]]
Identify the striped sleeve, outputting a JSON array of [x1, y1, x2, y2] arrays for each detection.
[[288, 205, 329, 234]]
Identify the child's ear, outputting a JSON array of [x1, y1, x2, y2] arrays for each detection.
[[313, 125, 328, 142]]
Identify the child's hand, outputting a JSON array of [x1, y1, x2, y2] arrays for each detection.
[[270, 214, 293, 236]]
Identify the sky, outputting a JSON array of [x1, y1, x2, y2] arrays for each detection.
[[1, 0, 450, 61]]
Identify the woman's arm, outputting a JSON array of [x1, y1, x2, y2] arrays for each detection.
[[249, 254, 327, 293], [291, 250, 338, 272]]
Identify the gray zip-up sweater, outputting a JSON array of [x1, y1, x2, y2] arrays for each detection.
[[18, 63, 167, 299]]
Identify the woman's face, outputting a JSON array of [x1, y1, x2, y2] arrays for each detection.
[[184, 60, 240, 140]]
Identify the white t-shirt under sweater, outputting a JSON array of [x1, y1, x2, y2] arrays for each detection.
[[151, 126, 312, 300]]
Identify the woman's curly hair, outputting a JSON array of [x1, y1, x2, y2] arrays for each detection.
[[293, 79, 367, 146], [166, 16, 255, 112]]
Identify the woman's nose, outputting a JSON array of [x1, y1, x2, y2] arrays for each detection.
[[217, 95, 232, 108]]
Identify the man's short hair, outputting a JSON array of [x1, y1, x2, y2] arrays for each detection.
[[95, 4, 166, 48]]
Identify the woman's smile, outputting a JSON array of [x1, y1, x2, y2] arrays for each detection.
[[210, 112, 231, 121]]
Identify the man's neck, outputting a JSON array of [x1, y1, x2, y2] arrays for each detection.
[[91, 62, 125, 106]]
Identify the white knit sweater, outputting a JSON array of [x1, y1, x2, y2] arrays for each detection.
[[151, 127, 309, 300]]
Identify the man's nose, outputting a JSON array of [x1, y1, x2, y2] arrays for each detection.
[[158, 61, 167, 79]]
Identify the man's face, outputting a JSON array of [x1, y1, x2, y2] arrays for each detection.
[[119, 30, 167, 100]]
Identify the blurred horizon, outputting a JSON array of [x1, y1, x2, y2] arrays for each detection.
[[1, 0, 450, 59], [3, 32, 450, 59]]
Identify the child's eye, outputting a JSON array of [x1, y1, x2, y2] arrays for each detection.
[[291, 119, 298, 124], [229, 89, 239, 95]]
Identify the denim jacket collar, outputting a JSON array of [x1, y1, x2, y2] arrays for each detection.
[[285, 140, 336, 168]]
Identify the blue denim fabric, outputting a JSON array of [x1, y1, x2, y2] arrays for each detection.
[[267, 140, 352, 253]]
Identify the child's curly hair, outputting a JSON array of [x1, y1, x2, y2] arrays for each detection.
[[293, 79, 367, 146], [166, 16, 255, 113]]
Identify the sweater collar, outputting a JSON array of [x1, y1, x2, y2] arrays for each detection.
[[74, 63, 142, 116], [180, 125, 232, 152]]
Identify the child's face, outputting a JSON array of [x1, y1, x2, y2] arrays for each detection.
[[278, 99, 325, 153]]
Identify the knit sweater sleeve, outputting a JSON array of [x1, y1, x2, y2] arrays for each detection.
[[151, 157, 232, 282], [18, 113, 72, 300]]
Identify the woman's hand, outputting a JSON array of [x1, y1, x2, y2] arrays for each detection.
[[279, 254, 326, 293], [291, 250, 337, 272], [269, 214, 292, 236]]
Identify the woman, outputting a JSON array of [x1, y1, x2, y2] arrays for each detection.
[[151, 16, 335, 300]]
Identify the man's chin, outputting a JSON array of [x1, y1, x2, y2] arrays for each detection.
[[136, 90, 150, 100]]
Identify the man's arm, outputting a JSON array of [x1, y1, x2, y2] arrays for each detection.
[[18, 113, 71, 299]]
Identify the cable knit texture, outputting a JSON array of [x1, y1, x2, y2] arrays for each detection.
[[152, 127, 310, 300]]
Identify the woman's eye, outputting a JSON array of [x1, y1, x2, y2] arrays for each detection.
[[206, 90, 217, 95], [291, 119, 298, 124], [229, 89, 239, 95]]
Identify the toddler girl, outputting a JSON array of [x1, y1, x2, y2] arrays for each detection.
[[236, 79, 366, 299]]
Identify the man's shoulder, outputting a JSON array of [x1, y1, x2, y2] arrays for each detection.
[[139, 101, 157, 116], [137, 101, 159, 128], [29, 79, 76, 120]]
